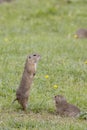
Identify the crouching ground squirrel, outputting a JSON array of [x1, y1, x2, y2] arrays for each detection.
[[13, 54, 41, 110], [54, 95, 80, 117], [75, 28, 87, 38]]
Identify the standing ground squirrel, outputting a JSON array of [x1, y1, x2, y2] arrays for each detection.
[[75, 28, 87, 38], [13, 54, 41, 110], [54, 95, 80, 117]]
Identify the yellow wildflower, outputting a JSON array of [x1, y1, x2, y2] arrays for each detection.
[[84, 61, 87, 64], [74, 34, 78, 39], [4, 38, 9, 42], [45, 75, 49, 79], [53, 85, 58, 89]]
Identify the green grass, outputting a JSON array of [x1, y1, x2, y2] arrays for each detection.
[[0, 0, 87, 129]]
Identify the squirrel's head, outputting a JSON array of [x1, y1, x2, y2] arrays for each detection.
[[28, 54, 41, 63], [54, 95, 66, 104], [25, 53, 41, 74]]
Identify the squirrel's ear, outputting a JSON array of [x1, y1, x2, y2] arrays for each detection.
[[29, 56, 31, 59]]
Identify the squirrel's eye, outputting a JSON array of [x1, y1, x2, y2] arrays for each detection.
[[33, 54, 36, 56]]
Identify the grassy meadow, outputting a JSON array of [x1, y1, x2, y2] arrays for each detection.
[[0, 0, 87, 129]]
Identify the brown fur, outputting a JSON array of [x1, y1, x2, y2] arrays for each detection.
[[54, 95, 80, 117], [0, 0, 12, 3], [13, 54, 41, 110], [76, 28, 87, 38]]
